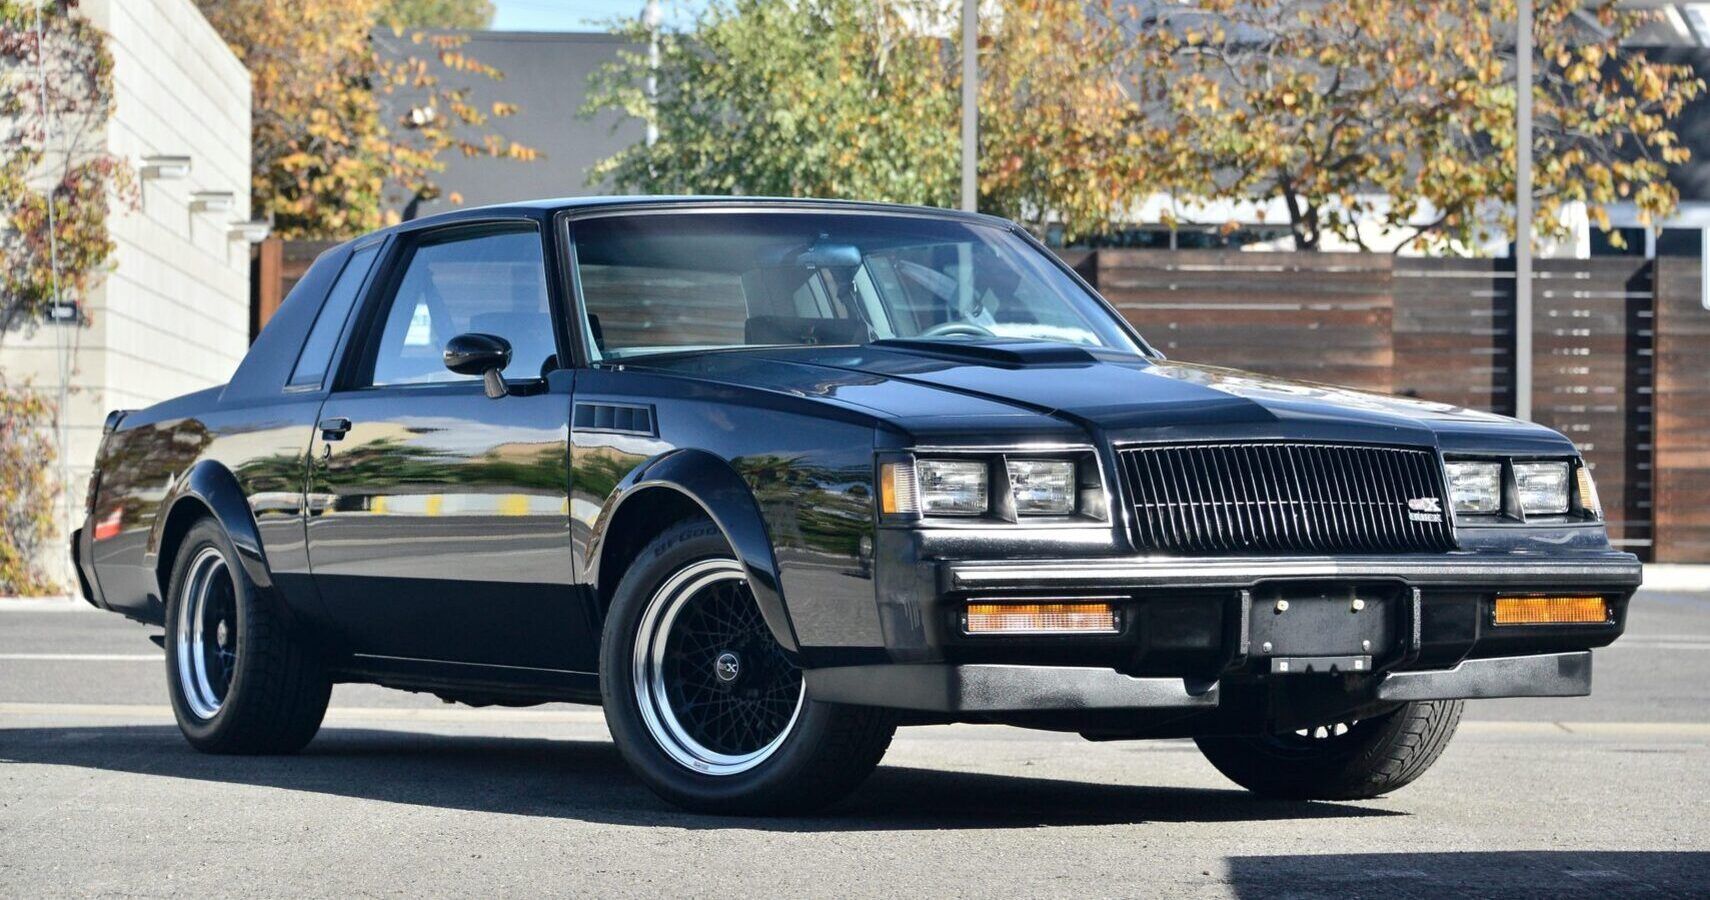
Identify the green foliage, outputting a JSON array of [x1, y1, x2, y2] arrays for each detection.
[[381, 0, 494, 29], [587, 0, 961, 208], [0, 0, 132, 339], [585, 0, 1143, 237], [0, 380, 61, 595]]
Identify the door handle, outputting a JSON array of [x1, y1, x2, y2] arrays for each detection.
[[318, 417, 352, 440]]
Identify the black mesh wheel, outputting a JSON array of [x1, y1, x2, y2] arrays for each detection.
[[601, 519, 895, 814], [632, 557, 805, 774]]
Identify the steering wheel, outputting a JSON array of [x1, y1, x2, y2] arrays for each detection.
[[917, 321, 995, 340]]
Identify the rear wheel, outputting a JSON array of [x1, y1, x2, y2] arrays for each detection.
[[1195, 700, 1463, 800], [164, 519, 331, 754], [600, 519, 894, 814]]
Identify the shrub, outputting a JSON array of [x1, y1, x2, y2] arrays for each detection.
[[0, 380, 61, 595]]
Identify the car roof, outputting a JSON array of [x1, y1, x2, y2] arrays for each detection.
[[384, 195, 1019, 235]]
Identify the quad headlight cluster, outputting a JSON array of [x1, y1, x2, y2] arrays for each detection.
[[1444, 458, 1600, 521], [880, 454, 1098, 520]]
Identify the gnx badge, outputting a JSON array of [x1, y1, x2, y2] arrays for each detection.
[[1407, 497, 1444, 522]]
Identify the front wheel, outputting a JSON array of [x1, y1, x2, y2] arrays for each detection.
[[1194, 700, 1464, 800], [600, 520, 894, 815]]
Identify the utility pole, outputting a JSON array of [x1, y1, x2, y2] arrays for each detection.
[[1515, 0, 1534, 421], [644, 0, 662, 147], [960, 0, 977, 212]]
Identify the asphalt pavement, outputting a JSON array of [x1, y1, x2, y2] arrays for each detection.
[[2, 583, 1707, 898]]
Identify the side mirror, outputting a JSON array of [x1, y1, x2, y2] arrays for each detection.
[[443, 332, 513, 399]]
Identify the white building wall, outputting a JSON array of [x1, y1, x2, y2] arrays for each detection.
[[0, 0, 250, 587]]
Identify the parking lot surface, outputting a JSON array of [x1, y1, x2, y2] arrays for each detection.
[[2, 586, 1707, 897]]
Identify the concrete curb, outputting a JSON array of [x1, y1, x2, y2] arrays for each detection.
[[1641, 564, 1710, 593], [0, 596, 81, 611]]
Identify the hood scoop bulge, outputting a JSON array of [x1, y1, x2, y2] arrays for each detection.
[[868, 338, 1098, 367]]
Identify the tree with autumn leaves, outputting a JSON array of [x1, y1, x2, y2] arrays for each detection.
[[1135, 0, 1702, 252], [195, 0, 532, 240], [590, 0, 1702, 250]]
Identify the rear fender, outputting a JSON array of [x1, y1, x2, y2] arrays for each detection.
[[150, 460, 286, 620]]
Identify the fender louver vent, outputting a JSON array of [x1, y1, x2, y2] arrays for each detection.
[[573, 402, 656, 437]]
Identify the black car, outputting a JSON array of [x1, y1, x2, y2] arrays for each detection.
[[73, 198, 1641, 814]]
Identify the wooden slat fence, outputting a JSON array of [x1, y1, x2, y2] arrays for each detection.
[[1096, 250, 1394, 393], [1654, 258, 1710, 561]]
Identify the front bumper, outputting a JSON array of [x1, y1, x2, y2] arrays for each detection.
[[816, 550, 1637, 716], [944, 552, 1643, 593]]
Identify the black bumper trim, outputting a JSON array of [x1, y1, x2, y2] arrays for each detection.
[[1375, 651, 1591, 701], [804, 664, 1220, 713], [946, 553, 1642, 592], [805, 652, 1593, 713]]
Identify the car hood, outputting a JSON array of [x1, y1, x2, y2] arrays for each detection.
[[634, 340, 1575, 454]]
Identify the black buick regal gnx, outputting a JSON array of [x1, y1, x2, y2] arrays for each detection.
[[73, 197, 1640, 814]]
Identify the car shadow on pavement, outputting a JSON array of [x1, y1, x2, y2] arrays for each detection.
[[1, 724, 1401, 831], [1224, 851, 1710, 898]]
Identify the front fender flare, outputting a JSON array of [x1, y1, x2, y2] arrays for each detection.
[[592, 448, 799, 654], [149, 459, 274, 594]]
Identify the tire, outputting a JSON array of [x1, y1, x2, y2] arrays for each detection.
[[1194, 700, 1464, 800], [163, 518, 331, 754], [600, 518, 895, 815]]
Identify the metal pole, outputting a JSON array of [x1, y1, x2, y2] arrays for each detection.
[[1515, 0, 1534, 421], [34, 5, 75, 564], [644, 0, 661, 147], [960, 0, 977, 212]]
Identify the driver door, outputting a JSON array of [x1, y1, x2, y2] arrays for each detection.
[[305, 221, 590, 671]]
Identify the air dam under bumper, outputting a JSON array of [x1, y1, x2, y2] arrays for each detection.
[[805, 652, 1592, 713]]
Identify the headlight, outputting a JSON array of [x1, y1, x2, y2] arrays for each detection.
[[1445, 461, 1502, 515], [1514, 462, 1570, 515], [1007, 459, 1076, 516], [915, 459, 988, 515]]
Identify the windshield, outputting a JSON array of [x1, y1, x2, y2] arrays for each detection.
[[571, 211, 1141, 361]]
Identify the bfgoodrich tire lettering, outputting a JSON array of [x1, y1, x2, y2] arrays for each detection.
[[163, 518, 331, 754], [600, 519, 895, 815], [1195, 700, 1464, 800]]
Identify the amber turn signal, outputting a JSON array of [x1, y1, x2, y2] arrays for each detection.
[[964, 602, 1119, 635], [1493, 595, 1609, 626], [879, 461, 918, 515]]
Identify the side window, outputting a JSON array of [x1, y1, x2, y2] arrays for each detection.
[[288, 244, 379, 388], [366, 226, 555, 387]]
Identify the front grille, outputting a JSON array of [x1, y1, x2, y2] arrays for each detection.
[[1116, 442, 1454, 555]]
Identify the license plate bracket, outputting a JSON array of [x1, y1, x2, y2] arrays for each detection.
[[1248, 583, 1398, 663]]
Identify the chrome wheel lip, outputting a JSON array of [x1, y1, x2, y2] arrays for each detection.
[[632, 558, 805, 777], [175, 546, 234, 720]]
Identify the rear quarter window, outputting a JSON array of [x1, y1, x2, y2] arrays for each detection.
[[288, 244, 379, 388]]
